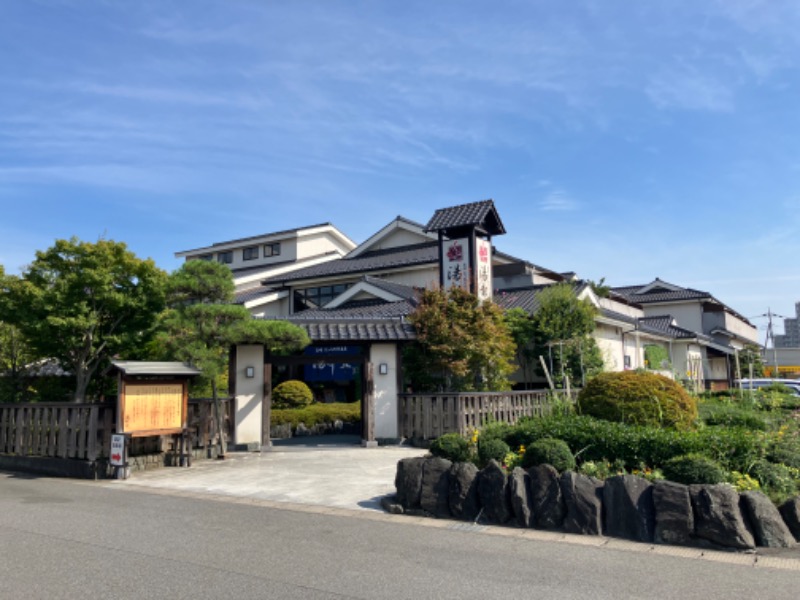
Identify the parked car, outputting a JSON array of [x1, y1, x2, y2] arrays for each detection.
[[735, 378, 800, 396]]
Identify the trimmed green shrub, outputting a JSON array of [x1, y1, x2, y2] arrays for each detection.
[[430, 433, 471, 463], [506, 414, 768, 473], [521, 437, 575, 472], [662, 454, 728, 485], [270, 402, 360, 428], [272, 380, 314, 409], [478, 437, 510, 466], [749, 459, 799, 503], [577, 371, 697, 429]]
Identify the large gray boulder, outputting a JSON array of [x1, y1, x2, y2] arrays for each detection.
[[779, 496, 800, 542], [603, 475, 655, 543], [560, 471, 603, 535], [477, 460, 511, 524], [420, 457, 453, 518], [652, 480, 694, 546], [395, 457, 425, 510], [740, 491, 796, 548], [509, 467, 535, 528], [528, 464, 565, 529], [449, 462, 481, 521], [689, 484, 755, 550]]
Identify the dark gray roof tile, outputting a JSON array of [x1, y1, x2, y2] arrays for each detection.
[[262, 242, 438, 285], [424, 199, 506, 235]]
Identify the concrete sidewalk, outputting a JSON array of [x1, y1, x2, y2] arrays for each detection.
[[112, 436, 427, 511]]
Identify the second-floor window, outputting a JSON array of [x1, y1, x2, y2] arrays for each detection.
[[243, 246, 259, 261], [197, 254, 212, 261], [217, 251, 233, 264], [264, 242, 281, 257]]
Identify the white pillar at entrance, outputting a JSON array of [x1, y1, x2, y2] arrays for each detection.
[[370, 343, 399, 440], [234, 344, 265, 448]]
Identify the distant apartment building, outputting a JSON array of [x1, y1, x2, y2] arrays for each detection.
[[775, 302, 800, 348]]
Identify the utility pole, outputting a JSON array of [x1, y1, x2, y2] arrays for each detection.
[[752, 309, 785, 379]]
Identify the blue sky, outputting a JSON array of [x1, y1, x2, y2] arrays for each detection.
[[2, 1, 799, 338]]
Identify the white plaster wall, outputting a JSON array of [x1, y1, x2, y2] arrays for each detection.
[[249, 296, 290, 318], [382, 267, 440, 289], [234, 345, 265, 446], [368, 228, 432, 251], [296, 231, 354, 260], [594, 323, 623, 372], [370, 343, 399, 439], [703, 311, 759, 343]]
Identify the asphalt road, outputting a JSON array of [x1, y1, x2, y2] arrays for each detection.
[[1, 471, 798, 600]]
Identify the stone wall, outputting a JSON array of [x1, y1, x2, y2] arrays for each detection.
[[391, 457, 800, 551]]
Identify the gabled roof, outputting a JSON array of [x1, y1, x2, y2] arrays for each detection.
[[291, 299, 417, 320], [345, 216, 436, 258], [424, 199, 506, 236], [262, 316, 416, 342], [612, 279, 713, 304], [175, 222, 356, 257], [262, 241, 439, 285], [324, 275, 419, 309], [636, 316, 712, 341]]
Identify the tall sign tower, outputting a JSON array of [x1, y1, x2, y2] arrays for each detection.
[[424, 199, 506, 302]]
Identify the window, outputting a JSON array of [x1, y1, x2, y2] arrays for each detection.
[[294, 283, 352, 312], [217, 251, 233, 264], [242, 246, 259, 261], [197, 254, 213, 261], [264, 242, 281, 257]]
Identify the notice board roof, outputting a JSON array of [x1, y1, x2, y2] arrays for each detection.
[[111, 361, 202, 377]]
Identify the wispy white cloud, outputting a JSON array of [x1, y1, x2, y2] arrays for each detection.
[[540, 190, 579, 211], [646, 65, 735, 112]]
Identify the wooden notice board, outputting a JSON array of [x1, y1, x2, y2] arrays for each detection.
[[119, 380, 188, 437]]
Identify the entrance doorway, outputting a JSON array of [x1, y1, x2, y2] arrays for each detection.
[[264, 345, 375, 448]]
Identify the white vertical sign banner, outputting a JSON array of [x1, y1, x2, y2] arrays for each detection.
[[475, 237, 493, 302], [442, 237, 470, 291]]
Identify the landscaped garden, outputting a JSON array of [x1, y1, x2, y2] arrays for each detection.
[[392, 370, 800, 550]]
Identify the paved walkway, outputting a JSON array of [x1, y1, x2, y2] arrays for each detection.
[[114, 436, 427, 511]]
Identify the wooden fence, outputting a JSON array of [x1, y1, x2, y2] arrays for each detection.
[[0, 398, 231, 462], [398, 390, 578, 441]]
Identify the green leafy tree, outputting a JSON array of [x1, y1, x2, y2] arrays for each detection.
[[530, 283, 603, 388], [159, 260, 310, 455], [0, 239, 167, 402], [505, 307, 537, 389], [404, 287, 516, 392], [737, 343, 765, 379]]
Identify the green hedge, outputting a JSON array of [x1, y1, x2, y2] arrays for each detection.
[[271, 402, 360, 428], [505, 414, 769, 472]]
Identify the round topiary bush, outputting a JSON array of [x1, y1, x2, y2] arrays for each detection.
[[662, 453, 727, 485], [478, 437, 510, 466], [430, 433, 471, 463], [577, 371, 697, 429], [272, 380, 314, 409], [521, 437, 576, 472]]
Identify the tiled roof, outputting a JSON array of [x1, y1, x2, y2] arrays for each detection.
[[263, 317, 416, 342], [494, 286, 549, 313], [360, 275, 419, 300], [611, 281, 712, 304], [262, 242, 439, 285], [424, 199, 506, 235], [636, 316, 711, 341], [235, 287, 281, 305], [293, 299, 416, 320]]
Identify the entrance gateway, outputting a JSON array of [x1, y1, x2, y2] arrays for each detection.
[[231, 341, 401, 449]]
